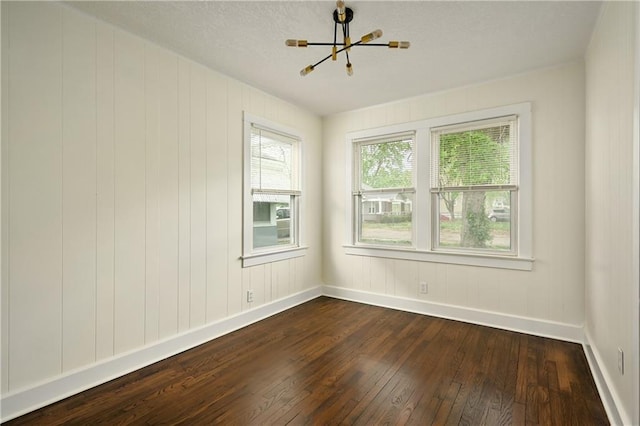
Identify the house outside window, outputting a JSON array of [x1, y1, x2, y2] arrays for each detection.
[[352, 134, 415, 247], [345, 103, 532, 271], [243, 113, 306, 267]]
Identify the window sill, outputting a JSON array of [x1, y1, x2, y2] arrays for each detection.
[[242, 246, 308, 268], [343, 245, 533, 271]]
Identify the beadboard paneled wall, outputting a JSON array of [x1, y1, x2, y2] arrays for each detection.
[[585, 2, 639, 424], [1, 2, 322, 394], [323, 62, 586, 328]]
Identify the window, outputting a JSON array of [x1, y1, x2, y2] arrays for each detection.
[[431, 116, 518, 254], [353, 133, 415, 247], [345, 103, 532, 270], [243, 113, 306, 267]]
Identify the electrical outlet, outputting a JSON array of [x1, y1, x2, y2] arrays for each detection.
[[247, 289, 254, 303], [618, 347, 624, 375], [419, 281, 428, 294]]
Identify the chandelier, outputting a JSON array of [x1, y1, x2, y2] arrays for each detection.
[[285, 1, 410, 77]]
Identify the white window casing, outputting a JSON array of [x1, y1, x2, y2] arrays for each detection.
[[242, 113, 307, 267], [344, 103, 533, 271]]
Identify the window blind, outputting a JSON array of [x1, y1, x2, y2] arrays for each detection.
[[430, 116, 518, 191], [251, 126, 298, 191]]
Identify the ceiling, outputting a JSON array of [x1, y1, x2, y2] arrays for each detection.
[[66, 1, 602, 117]]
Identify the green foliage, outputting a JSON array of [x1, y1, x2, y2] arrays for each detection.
[[439, 128, 509, 248], [379, 213, 411, 223], [360, 140, 412, 189], [362, 221, 411, 231], [439, 129, 509, 186]]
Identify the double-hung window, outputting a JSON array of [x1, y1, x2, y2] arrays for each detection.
[[352, 133, 415, 247], [243, 113, 305, 267], [345, 103, 532, 270], [431, 116, 518, 254]]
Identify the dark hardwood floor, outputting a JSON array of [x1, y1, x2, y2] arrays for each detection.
[[5, 297, 608, 425]]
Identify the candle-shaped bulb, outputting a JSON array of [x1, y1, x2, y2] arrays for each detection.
[[300, 65, 315, 76], [361, 29, 383, 44], [336, 1, 346, 22]]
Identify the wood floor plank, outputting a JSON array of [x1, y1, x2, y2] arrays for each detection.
[[5, 297, 609, 425], [515, 333, 529, 404]]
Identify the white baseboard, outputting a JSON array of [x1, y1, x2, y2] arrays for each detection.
[[0, 286, 323, 423], [3, 285, 619, 424], [583, 331, 628, 426], [322, 285, 585, 343]]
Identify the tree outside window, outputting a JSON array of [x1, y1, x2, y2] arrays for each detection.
[[355, 135, 414, 246], [346, 103, 531, 269], [432, 117, 517, 253]]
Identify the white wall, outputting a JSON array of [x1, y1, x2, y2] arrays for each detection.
[[585, 2, 639, 424], [1, 1, 322, 395], [323, 62, 586, 331], [3, 1, 639, 423]]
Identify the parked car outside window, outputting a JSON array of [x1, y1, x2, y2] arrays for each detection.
[[276, 208, 290, 219], [488, 207, 510, 222], [277, 208, 291, 238]]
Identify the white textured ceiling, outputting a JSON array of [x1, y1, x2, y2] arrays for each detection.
[[66, 1, 602, 116]]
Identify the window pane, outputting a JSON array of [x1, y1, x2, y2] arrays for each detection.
[[360, 137, 413, 189], [434, 122, 515, 187], [435, 190, 512, 252], [251, 127, 297, 190], [252, 194, 292, 249], [359, 192, 413, 246]]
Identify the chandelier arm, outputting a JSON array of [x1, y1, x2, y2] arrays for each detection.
[[341, 20, 351, 65], [305, 42, 344, 46], [334, 22, 339, 60], [298, 42, 395, 47], [351, 43, 395, 47], [310, 39, 365, 69], [335, 39, 363, 55], [342, 40, 361, 53], [311, 52, 337, 69], [341, 21, 350, 49]]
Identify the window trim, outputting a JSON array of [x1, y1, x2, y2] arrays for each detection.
[[344, 103, 533, 271], [242, 113, 307, 267], [430, 115, 519, 256]]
